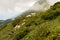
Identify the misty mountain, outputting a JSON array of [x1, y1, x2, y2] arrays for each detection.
[[29, 0, 50, 11], [0, 20, 4, 23], [0, 20, 5, 25], [0, 19, 11, 26], [19, 0, 50, 17]]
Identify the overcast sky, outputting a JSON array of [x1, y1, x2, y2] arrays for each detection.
[[0, 0, 60, 20]]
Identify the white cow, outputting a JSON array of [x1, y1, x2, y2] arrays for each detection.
[[14, 24, 20, 31], [26, 15, 31, 17], [22, 22, 25, 25], [31, 13, 36, 16]]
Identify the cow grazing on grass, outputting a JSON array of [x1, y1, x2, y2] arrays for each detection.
[[31, 13, 36, 16], [21, 22, 25, 25], [14, 24, 20, 31], [26, 15, 31, 17]]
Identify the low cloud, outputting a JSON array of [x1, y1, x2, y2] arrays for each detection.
[[0, 0, 59, 20], [0, 0, 37, 20]]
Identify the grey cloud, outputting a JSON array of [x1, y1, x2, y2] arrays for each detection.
[[0, 0, 37, 20], [0, 0, 37, 12], [0, 0, 59, 20]]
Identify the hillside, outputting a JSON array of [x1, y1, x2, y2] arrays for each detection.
[[0, 2, 60, 40]]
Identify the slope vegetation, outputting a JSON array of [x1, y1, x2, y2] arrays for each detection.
[[0, 2, 60, 40]]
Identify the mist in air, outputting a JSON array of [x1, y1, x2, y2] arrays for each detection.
[[0, 0, 59, 20]]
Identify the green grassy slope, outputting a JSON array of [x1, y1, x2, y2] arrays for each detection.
[[0, 2, 60, 40]]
